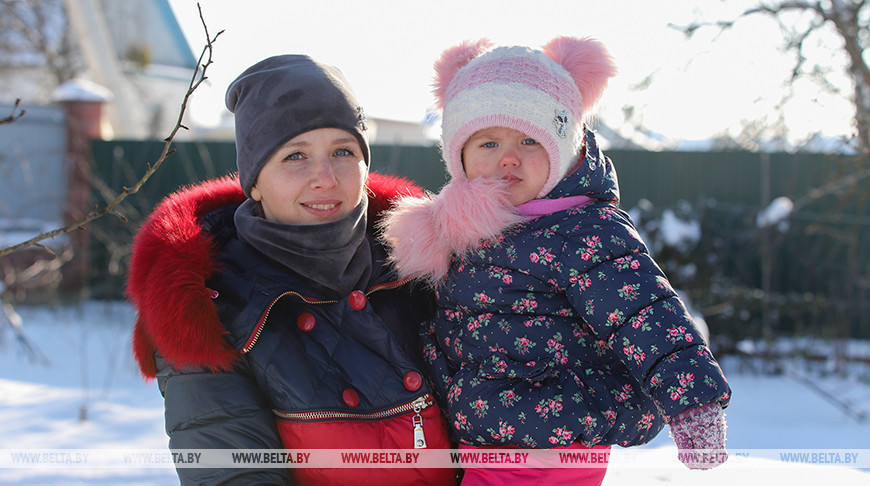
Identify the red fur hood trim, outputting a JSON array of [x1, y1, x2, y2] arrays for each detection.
[[128, 172, 424, 378]]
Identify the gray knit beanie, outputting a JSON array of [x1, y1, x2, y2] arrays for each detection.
[[226, 55, 370, 197]]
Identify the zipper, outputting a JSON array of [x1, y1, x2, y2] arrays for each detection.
[[412, 395, 428, 449], [366, 277, 411, 294], [274, 395, 432, 449], [241, 291, 338, 353], [274, 394, 431, 422], [241, 278, 412, 354]]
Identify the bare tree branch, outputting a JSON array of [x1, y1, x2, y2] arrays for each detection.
[[671, 1, 870, 151], [0, 3, 223, 257], [0, 0, 80, 84], [0, 99, 26, 126]]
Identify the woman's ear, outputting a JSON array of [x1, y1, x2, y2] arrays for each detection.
[[250, 185, 262, 202]]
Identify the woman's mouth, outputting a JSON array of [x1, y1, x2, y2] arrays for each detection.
[[304, 203, 339, 210], [302, 201, 342, 217]]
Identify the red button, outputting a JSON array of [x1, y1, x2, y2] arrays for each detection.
[[403, 371, 423, 392], [342, 388, 360, 407], [296, 312, 315, 332], [348, 290, 367, 310]]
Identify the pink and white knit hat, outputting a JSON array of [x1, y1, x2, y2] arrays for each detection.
[[434, 37, 617, 198]]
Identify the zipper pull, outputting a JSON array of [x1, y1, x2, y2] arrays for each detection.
[[412, 397, 427, 449]]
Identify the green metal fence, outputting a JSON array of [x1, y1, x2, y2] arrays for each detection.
[[88, 140, 870, 343]]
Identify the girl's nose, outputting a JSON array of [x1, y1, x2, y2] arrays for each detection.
[[499, 149, 520, 167]]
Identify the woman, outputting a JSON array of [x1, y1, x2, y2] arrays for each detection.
[[127, 54, 457, 485]]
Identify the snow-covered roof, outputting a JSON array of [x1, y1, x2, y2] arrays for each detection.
[[51, 78, 113, 103]]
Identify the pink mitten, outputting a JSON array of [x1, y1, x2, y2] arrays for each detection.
[[669, 402, 728, 470]]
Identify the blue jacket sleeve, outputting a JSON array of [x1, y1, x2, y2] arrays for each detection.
[[156, 355, 293, 485], [554, 209, 731, 419]]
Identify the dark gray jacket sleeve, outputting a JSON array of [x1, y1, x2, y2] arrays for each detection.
[[156, 355, 293, 486]]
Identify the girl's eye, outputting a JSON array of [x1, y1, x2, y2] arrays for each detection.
[[521, 138, 538, 145], [283, 152, 304, 161], [482, 141, 498, 148], [334, 147, 355, 157]]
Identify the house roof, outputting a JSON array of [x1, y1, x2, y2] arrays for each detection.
[[100, 0, 197, 70]]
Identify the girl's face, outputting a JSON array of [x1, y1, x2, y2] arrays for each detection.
[[461, 126, 550, 205], [251, 128, 367, 225]]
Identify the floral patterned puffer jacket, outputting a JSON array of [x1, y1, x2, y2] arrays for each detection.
[[384, 130, 731, 449]]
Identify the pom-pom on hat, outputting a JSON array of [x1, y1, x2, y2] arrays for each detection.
[[226, 55, 370, 198], [434, 37, 616, 198]]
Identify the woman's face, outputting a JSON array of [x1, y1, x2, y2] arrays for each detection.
[[251, 128, 367, 225], [462, 126, 550, 205]]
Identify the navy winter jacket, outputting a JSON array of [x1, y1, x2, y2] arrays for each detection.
[[129, 174, 458, 485]]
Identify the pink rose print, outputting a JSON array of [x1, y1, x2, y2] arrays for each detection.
[[638, 413, 655, 430], [580, 414, 598, 434], [678, 373, 694, 387], [447, 380, 463, 404], [536, 247, 556, 263], [621, 337, 647, 365], [454, 411, 469, 431], [500, 389, 520, 407], [618, 283, 639, 301], [423, 344, 437, 362], [608, 310, 623, 325], [515, 336, 534, 355], [473, 292, 494, 306], [470, 398, 489, 419], [549, 427, 573, 445]]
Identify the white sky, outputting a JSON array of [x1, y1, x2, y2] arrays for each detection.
[[167, 0, 855, 144]]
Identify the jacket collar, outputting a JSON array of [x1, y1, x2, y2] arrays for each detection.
[[544, 130, 620, 204], [129, 173, 424, 378]]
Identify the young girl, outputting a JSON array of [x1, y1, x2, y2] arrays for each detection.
[[382, 37, 731, 484], [128, 54, 458, 485]]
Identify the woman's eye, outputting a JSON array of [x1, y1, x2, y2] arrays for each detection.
[[521, 138, 537, 145], [334, 147, 355, 157], [283, 152, 304, 161]]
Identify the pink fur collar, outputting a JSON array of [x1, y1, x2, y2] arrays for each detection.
[[379, 177, 526, 285]]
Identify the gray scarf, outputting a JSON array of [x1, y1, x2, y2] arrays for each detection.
[[233, 197, 372, 298]]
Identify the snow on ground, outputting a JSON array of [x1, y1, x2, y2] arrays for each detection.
[[1, 301, 869, 485]]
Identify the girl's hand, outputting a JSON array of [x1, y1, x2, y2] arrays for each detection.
[[669, 402, 728, 470]]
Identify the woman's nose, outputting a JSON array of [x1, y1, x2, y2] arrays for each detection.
[[310, 158, 338, 188]]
